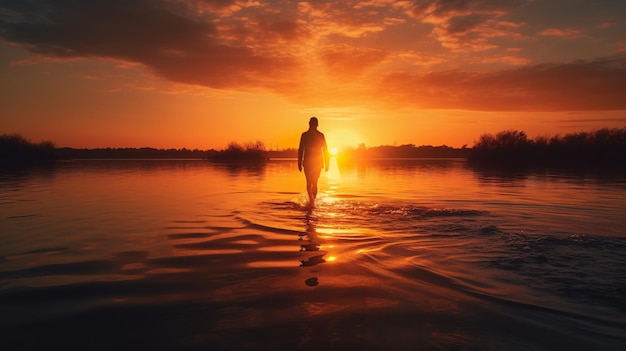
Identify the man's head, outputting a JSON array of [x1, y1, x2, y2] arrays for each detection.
[[309, 117, 319, 128]]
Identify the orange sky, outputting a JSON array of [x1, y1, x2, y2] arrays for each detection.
[[1, 0, 625, 150]]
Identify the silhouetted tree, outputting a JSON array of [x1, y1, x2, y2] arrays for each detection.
[[207, 140, 268, 162], [0, 134, 56, 161], [470, 127, 626, 166]]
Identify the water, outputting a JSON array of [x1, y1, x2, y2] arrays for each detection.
[[1, 159, 625, 350]]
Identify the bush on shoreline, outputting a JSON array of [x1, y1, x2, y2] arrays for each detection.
[[0, 134, 56, 161], [205, 141, 268, 162], [470, 127, 626, 165]]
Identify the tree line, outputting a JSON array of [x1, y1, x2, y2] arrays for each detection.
[[341, 143, 470, 159], [2, 127, 625, 167], [470, 127, 626, 165]]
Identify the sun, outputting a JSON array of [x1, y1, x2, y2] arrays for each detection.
[[329, 147, 338, 156], [326, 129, 364, 151]]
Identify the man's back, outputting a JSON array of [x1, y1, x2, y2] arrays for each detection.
[[299, 129, 326, 161]]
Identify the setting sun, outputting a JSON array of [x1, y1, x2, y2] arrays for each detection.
[[329, 147, 338, 156]]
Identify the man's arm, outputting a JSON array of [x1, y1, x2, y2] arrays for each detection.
[[298, 134, 304, 172], [322, 135, 330, 172]]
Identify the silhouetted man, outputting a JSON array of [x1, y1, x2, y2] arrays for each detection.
[[298, 117, 329, 204]]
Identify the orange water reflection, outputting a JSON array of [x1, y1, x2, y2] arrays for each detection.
[[3, 159, 625, 350]]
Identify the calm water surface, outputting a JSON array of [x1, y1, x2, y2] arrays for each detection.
[[1, 159, 625, 350]]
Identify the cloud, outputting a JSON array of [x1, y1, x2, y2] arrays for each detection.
[[183, 0, 261, 16], [406, 0, 529, 51], [480, 53, 530, 66], [259, 20, 306, 41], [379, 55, 626, 111], [539, 28, 585, 39], [407, 0, 529, 20], [320, 44, 388, 80], [558, 117, 626, 124], [0, 0, 403, 92], [446, 13, 490, 34], [1, 0, 624, 113], [297, 1, 396, 38], [598, 19, 616, 29], [0, 0, 301, 90], [186, 0, 238, 11]]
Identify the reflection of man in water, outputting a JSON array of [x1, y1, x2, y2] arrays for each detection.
[[298, 117, 329, 204]]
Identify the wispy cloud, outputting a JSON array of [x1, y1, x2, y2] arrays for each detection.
[[598, 19, 616, 29], [406, 0, 529, 51], [539, 28, 586, 39]]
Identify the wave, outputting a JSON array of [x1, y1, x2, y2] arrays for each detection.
[[233, 197, 626, 326]]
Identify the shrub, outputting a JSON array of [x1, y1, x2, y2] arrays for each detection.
[[0, 134, 56, 161]]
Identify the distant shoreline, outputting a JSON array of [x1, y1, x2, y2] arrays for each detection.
[[2, 127, 625, 168]]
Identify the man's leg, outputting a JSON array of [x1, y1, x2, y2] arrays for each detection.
[[309, 177, 318, 200], [306, 178, 313, 202], [304, 167, 321, 203]]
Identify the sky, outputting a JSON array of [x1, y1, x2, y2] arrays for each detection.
[[1, 0, 625, 150]]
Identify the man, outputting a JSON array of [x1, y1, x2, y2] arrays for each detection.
[[298, 117, 329, 204]]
